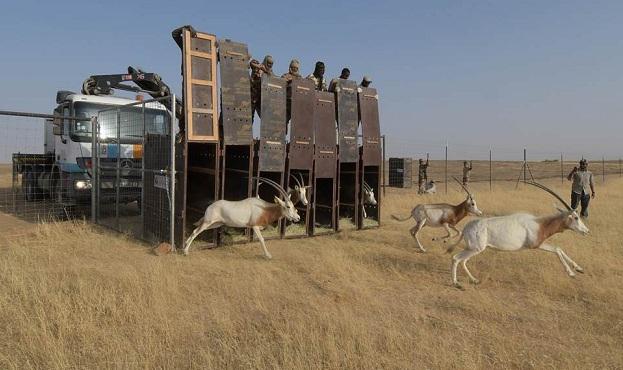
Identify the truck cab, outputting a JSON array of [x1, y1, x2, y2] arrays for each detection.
[[20, 91, 168, 209]]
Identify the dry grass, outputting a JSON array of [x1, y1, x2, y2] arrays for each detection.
[[1, 178, 622, 369]]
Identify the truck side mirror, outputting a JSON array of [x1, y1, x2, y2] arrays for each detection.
[[53, 125, 62, 136]]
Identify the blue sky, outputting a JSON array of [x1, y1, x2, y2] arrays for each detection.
[[1, 0, 622, 160]]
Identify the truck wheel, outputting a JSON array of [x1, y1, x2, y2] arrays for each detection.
[[22, 172, 35, 201], [54, 182, 72, 219]]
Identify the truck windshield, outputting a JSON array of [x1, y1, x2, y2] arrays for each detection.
[[72, 102, 168, 142]]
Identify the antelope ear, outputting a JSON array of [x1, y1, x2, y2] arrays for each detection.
[[553, 204, 566, 213]]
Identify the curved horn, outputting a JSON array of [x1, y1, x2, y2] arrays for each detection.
[[526, 181, 572, 211], [254, 176, 289, 200], [289, 174, 302, 188], [452, 176, 472, 196], [362, 181, 372, 192], [298, 172, 306, 187]]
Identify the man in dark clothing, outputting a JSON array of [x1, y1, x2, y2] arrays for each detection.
[[306, 61, 327, 91], [567, 159, 595, 218], [328, 68, 351, 92]]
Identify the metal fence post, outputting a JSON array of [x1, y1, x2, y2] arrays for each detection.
[[444, 143, 448, 194], [560, 153, 564, 184], [91, 117, 97, 222], [489, 148, 492, 191], [382, 134, 386, 197], [602, 156, 605, 183], [523, 148, 527, 184], [170, 94, 176, 251], [115, 108, 121, 231], [141, 101, 146, 240], [95, 117, 100, 223]]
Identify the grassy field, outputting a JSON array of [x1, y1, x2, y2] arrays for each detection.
[[0, 173, 622, 368]]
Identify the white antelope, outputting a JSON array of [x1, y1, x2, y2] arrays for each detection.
[[288, 173, 310, 206], [361, 181, 378, 218], [183, 177, 300, 259], [391, 177, 482, 252], [446, 182, 589, 289]]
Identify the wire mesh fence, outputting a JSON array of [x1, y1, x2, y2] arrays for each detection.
[[0, 112, 92, 237], [92, 97, 176, 247], [384, 136, 622, 192]]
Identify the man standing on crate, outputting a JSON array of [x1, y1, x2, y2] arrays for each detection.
[[418, 158, 429, 193], [462, 161, 473, 186], [249, 55, 274, 121], [567, 159, 595, 218]]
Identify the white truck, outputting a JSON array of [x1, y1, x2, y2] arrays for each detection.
[[16, 68, 176, 210]]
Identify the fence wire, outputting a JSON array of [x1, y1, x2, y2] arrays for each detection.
[[384, 136, 622, 190], [0, 114, 91, 237], [92, 97, 176, 248]]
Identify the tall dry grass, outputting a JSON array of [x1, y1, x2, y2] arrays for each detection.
[[1, 178, 622, 369]]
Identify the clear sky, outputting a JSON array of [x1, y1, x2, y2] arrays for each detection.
[[1, 0, 622, 160]]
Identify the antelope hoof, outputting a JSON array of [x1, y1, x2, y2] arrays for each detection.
[[469, 278, 480, 285], [568, 271, 576, 278], [182, 248, 189, 256], [575, 266, 584, 273], [417, 248, 427, 253], [454, 283, 465, 291], [264, 253, 273, 260]]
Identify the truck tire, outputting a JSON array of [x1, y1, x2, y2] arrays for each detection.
[[54, 181, 73, 220], [22, 171, 35, 201]]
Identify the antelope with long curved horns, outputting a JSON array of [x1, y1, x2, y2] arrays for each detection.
[[361, 181, 378, 218], [391, 177, 482, 252], [288, 173, 310, 206], [183, 177, 300, 259], [446, 182, 589, 289]]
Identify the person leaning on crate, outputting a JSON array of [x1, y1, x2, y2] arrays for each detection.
[[566, 159, 595, 219]]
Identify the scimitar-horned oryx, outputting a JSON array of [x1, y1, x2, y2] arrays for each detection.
[[183, 177, 300, 259], [391, 177, 483, 252], [446, 182, 589, 289]]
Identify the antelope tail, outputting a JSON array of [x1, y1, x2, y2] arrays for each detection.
[[446, 232, 463, 254], [391, 214, 412, 222], [193, 217, 204, 227]]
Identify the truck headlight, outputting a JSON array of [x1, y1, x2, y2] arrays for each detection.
[[74, 180, 92, 190]]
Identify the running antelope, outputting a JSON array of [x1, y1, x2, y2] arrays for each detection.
[[446, 182, 589, 289], [361, 181, 378, 218], [183, 177, 300, 259], [391, 177, 482, 252]]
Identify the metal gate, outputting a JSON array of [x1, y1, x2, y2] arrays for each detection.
[[92, 96, 176, 248]]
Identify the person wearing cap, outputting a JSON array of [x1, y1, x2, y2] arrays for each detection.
[[566, 159, 595, 218], [306, 61, 327, 91], [360, 75, 372, 87]]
